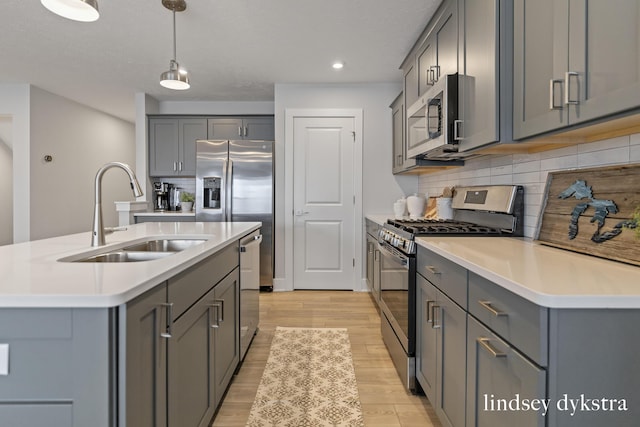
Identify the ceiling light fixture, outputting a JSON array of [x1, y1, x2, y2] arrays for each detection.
[[332, 61, 345, 70], [160, 0, 190, 90], [41, 0, 100, 22]]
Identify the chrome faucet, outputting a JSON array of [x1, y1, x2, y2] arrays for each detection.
[[91, 162, 144, 247]]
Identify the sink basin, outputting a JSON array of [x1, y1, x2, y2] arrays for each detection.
[[75, 251, 173, 263], [61, 238, 209, 263], [122, 239, 207, 252]]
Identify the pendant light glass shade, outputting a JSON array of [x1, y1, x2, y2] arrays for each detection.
[[160, 60, 190, 90], [41, 0, 100, 22]]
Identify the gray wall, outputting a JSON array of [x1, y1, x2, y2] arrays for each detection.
[[0, 117, 12, 246], [28, 87, 136, 240], [0, 84, 136, 242], [273, 83, 417, 290]]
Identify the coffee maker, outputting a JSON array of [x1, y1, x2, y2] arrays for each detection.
[[153, 182, 169, 211]]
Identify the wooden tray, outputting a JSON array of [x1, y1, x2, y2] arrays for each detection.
[[536, 164, 640, 266]]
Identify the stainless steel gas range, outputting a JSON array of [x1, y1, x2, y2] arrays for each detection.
[[377, 185, 524, 392]]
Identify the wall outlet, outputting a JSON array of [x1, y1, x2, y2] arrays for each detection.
[[0, 344, 8, 375]]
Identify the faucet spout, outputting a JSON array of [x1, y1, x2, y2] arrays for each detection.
[[91, 162, 144, 247]]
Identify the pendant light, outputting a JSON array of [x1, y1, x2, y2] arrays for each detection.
[[41, 0, 100, 22], [160, 0, 190, 90]]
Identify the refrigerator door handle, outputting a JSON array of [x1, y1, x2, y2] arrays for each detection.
[[226, 159, 234, 222], [221, 159, 229, 222]]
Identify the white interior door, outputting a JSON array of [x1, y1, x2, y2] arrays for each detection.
[[292, 116, 355, 290]]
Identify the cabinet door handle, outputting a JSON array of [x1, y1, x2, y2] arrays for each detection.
[[178, 161, 183, 171], [214, 299, 224, 322], [426, 299, 435, 324], [549, 79, 563, 110], [160, 303, 173, 338], [431, 304, 441, 329], [564, 71, 580, 105], [243, 126, 248, 137], [374, 249, 380, 262], [238, 126, 243, 136], [397, 154, 403, 167], [478, 300, 508, 317], [209, 302, 222, 328], [453, 119, 463, 141], [477, 337, 507, 358], [425, 266, 440, 275], [173, 161, 177, 172]]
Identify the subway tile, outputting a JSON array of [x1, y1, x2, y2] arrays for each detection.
[[491, 164, 513, 176], [540, 155, 578, 172], [513, 159, 541, 174], [512, 171, 541, 184], [539, 145, 578, 159], [631, 144, 640, 162], [630, 133, 640, 146], [577, 147, 629, 167], [490, 174, 512, 185], [490, 155, 514, 167], [513, 152, 540, 163], [577, 135, 629, 153]]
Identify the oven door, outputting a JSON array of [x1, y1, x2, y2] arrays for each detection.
[[377, 242, 415, 355]]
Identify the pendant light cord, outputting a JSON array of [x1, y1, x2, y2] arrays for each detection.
[[172, 9, 177, 62]]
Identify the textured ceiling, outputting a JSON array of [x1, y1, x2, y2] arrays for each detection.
[[0, 0, 440, 122]]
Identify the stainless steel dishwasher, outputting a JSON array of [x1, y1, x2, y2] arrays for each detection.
[[239, 229, 262, 360]]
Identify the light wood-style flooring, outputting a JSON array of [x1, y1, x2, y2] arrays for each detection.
[[211, 290, 441, 427]]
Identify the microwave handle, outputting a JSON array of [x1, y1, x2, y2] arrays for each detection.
[[454, 119, 463, 141]]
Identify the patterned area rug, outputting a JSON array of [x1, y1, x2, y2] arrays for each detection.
[[246, 327, 365, 426]]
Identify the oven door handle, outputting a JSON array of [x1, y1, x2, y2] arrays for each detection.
[[378, 243, 409, 270]]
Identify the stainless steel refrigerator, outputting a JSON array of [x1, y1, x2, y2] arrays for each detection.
[[195, 139, 274, 288]]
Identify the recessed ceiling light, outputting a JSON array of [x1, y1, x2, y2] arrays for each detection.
[[332, 61, 344, 70]]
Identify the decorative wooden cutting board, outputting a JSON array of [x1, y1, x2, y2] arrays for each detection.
[[536, 164, 640, 266]]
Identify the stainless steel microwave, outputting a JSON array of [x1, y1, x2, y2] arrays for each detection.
[[406, 73, 460, 159]]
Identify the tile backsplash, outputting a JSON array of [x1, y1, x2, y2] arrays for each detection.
[[418, 134, 640, 238]]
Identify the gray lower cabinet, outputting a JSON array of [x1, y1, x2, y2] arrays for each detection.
[[466, 316, 546, 427], [416, 273, 467, 427], [0, 308, 115, 426], [513, 0, 640, 140], [135, 215, 196, 223], [125, 242, 241, 427], [365, 219, 381, 305], [125, 283, 168, 427]]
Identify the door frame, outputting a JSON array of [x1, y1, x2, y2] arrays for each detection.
[[283, 109, 363, 291]]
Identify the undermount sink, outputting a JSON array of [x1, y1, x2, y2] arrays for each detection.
[[122, 239, 207, 253], [61, 238, 208, 263], [76, 251, 173, 263]]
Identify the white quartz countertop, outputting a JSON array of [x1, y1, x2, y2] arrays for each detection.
[[416, 237, 640, 309], [0, 222, 260, 308]]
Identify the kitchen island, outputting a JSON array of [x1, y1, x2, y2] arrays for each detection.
[[0, 221, 260, 427]]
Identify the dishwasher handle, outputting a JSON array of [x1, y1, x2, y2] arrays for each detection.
[[240, 234, 263, 252]]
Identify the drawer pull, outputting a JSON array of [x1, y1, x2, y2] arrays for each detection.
[[478, 338, 507, 358], [478, 300, 508, 317], [425, 266, 441, 275]]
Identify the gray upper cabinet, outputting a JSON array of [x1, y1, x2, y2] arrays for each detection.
[[457, 0, 513, 153], [513, 0, 640, 140], [207, 117, 274, 141], [149, 117, 207, 177], [391, 93, 408, 174], [416, 0, 458, 98]]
